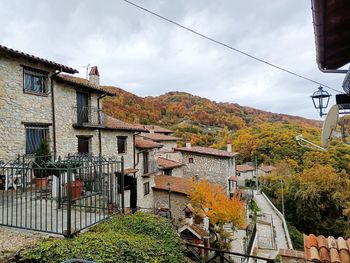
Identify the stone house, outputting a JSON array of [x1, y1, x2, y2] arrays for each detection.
[[134, 135, 162, 209], [174, 142, 238, 191], [236, 164, 256, 187], [0, 44, 147, 166], [258, 164, 276, 176], [157, 157, 183, 177], [141, 133, 181, 152]]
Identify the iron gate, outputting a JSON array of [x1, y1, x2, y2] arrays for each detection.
[[0, 155, 124, 236]]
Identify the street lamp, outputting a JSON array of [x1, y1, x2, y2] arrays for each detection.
[[311, 86, 331, 117], [167, 182, 172, 219], [280, 179, 285, 217]]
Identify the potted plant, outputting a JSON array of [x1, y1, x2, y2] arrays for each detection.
[[33, 139, 51, 188]]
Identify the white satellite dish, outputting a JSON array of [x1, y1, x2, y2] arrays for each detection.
[[321, 104, 339, 148]]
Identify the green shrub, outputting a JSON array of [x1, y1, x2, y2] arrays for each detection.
[[288, 224, 304, 250], [19, 213, 186, 263]]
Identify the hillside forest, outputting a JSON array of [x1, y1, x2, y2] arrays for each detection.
[[103, 88, 350, 244]]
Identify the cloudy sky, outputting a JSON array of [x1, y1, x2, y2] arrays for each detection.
[[0, 0, 346, 119]]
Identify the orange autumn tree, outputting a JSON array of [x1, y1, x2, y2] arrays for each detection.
[[189, 179, 246, 230]]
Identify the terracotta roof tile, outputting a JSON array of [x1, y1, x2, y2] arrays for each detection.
[[237, 164, 255, 172], [228, 176, 238, 181], [304, 234, 350, 263], [188, 224, 210, 238], [259, 165, 276, 173], [143, 133, 181, 142], [135, 136, 162, 149], [144, 125, 173, 134], [103, 115, 147, 132], [0, 44, 78, 74], [174, 146, 238, 158], [153, 175, 194, 195], [55, 74, 115, 96], [157, 157, 183, 169]]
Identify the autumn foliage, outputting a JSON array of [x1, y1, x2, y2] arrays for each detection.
[[189, 179, 245, 229]]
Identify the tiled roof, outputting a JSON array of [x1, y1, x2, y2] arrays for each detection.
[[304, 234, 350, 263], [157, 157, 183, 169], [54, 74, 115, 96], [143, 133, 181, 142], [174, 146, 238, 158], [135, 136, 163, 149], [178, 224, 210, 239], [144, 125, 173, 134], [103, 115, 147, 132], [259, 165, 276, 173], [0, 44, 78, 74], [153, 176, 194, 195], [237, 164, 255, 172]]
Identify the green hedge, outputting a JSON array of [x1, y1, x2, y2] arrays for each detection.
[[19, 213, 186, 263]]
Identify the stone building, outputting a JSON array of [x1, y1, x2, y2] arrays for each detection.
[[174, 142, 238, 191], [141, 133, 181, 152], [157, 157, 183, 177], [134, 136, 162, 209], [236, 164, 256, 187], [0, 44, 148, 165], [258, 164, 276, 176]]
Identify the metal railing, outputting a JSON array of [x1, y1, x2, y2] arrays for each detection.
[[73, 106, 105, 126], [0, 154, 123, 237], [185, 243, 274, 263]]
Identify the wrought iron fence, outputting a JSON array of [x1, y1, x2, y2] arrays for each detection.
[[73, 106, 105, 126], [0, 154, 123, 237]]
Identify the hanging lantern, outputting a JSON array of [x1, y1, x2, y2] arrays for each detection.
[[310, 86, 331, 117]]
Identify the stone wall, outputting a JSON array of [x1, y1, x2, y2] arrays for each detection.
[[181, 152, 236, 189], [153, 190, 189, 227], [0, 55, 54, 161], [237, 171, 255, 187], [135, 147, 160, 209]]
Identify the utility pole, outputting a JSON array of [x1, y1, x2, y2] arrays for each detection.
[[255, 155, 259, 192]]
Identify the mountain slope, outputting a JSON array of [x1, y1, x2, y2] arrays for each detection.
[[102, 88, 319, 130]]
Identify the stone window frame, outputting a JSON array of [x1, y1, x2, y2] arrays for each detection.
[[117, 136, 127, 154], [22, 66, 49, 96], [188, 157, 194, 164], [143, 181, 150, 196]]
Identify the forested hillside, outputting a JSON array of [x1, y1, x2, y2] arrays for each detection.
[[102, 87, 350, 243]]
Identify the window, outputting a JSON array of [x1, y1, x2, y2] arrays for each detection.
[[77, 136, 91, 154], [25, 125, 49, 154], [189, 157, 194, 164], [23, 68, 48, 94], [144, 182, 150, 196], [143, 152, 149, 174], [117, 136, 127, 154], [164, 169, 172, 176]]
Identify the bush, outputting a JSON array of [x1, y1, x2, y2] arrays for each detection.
[[19, 213, 186, 263], [288, 224, 304, 250]]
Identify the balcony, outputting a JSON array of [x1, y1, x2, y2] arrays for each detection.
[[72, 106, 105, 128]]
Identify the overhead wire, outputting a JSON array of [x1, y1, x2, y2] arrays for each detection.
[[122, 0, 344, 94]]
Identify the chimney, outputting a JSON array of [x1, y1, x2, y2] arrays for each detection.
[[186, 142, 191, 148], [226, 140, 232, 152], [89, 66, 100, 85]]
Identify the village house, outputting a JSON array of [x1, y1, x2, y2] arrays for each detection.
[[141, 133, 181, 152], [157, 157, 183, 176], [174, 142, 238, 191], [236, 164, 256, 187], [258, 164, 276, 176]]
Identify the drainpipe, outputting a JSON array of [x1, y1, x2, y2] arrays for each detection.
[[133, 132, 141, 169], [51, 69, 62, 160], [97, 94, 106, 156]]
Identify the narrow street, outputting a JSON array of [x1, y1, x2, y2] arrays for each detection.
[[253, 191, 290, 258]]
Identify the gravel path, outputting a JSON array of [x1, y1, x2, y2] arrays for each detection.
[[0, 227, 45, 262]]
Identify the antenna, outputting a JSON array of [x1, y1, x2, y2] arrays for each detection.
[[296, 135, 326, 152], [321, 104, 339, 148], [81, 64, 91, 79]]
